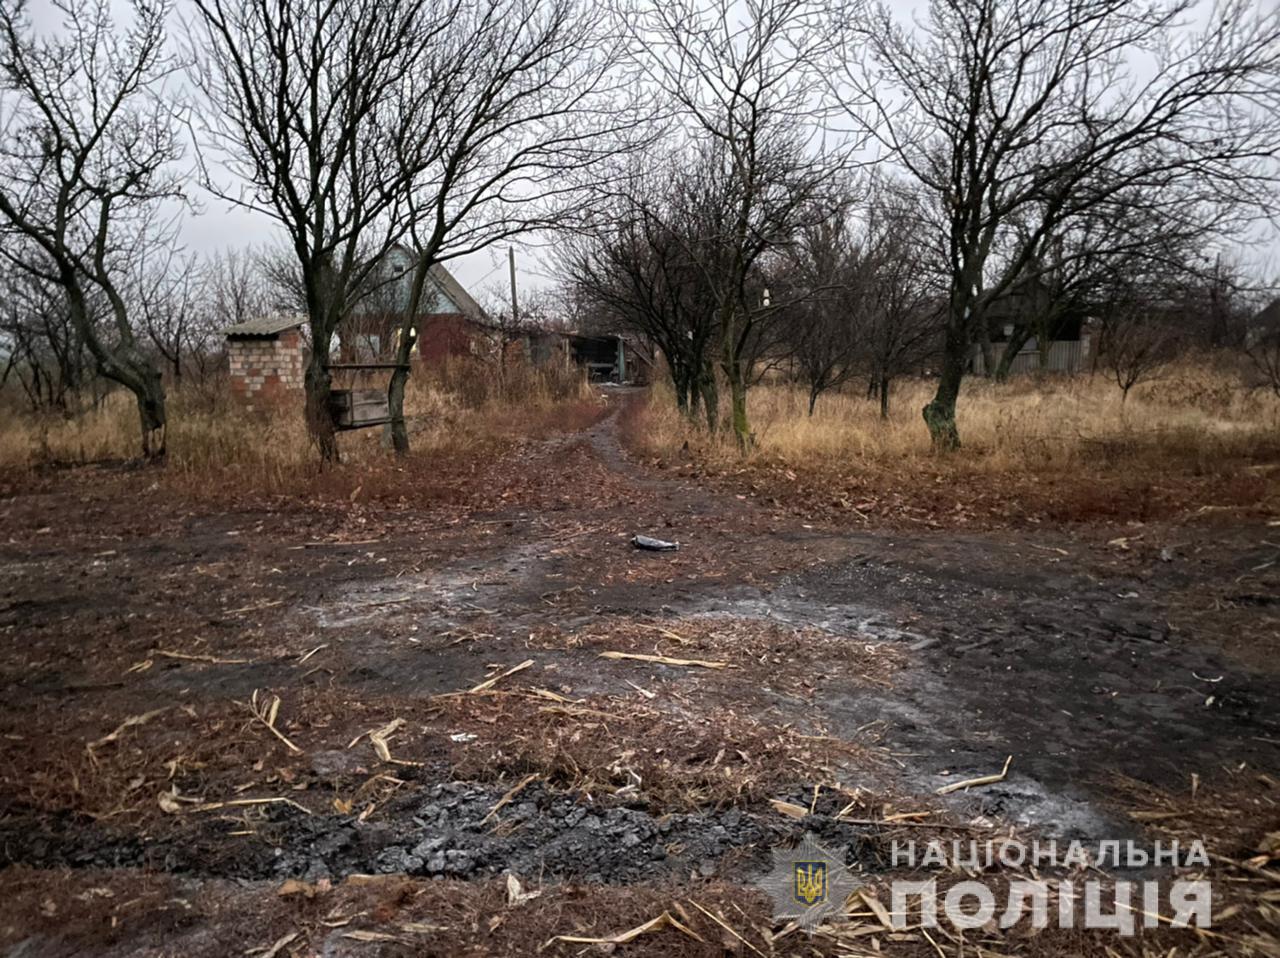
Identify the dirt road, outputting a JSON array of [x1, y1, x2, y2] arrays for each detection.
[[1, 395, 1276, 955]]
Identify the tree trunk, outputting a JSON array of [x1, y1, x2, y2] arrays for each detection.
[[388, 253, 435, 457], [728, 371, 749, 450], [388, 361, 410, 455], [976, 320, 995, 378], [698, 363, 718, 433], [879, 377, 890, 419], [808, 386, 819, 416], [993, 325, 1032, 381], [68, 289, 168, 462], [134, 358, 167, 460], [304, 346, 339, 464], [673, 363, 697, 420], [138, 391, 166, 458], [674, 370, 690, 413], [922, 319, 967, 450], [721, 310, 751, 451], [107, 346, 168, 461]]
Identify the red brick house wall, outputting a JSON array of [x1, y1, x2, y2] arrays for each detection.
[[417, 314, 484, 364]]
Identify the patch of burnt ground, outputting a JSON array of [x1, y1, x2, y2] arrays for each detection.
[[1, 781, 891, 885]]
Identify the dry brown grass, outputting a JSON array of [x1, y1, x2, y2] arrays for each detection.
[[0, 867, 790, 958], [0, 357, 603, 498], [628, 357, 1280, 526], [528, 615, 903, 699], [5, 863, 1275, 958], [639, 359, 1280, 474], [437, 689, 881, 812]]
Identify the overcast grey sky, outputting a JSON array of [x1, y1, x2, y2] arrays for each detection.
[[33, 0, 1278, 300]]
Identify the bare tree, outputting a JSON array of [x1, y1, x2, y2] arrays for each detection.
[[380, 0, 640, 456], [0, 262, 96, 412], [189, 0, 454, 461], [833, 0, 1280, 448], [771, 181, 942, 416], [985, 198, 1230, 381], [134, 243, 205, 381], [772, 210, 863, 415], [856, 192, 945, 418], [206, 246, 273, 331], [558, 158, 723, 430], [0, 0, 186, 459], [623, 0, 853, 450], [1097, 301, 1183, 403]]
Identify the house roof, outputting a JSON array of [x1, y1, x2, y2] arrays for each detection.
[[1252, 297, 1280, 330], [427, 262, 484, 320], [350, 246, 486, 322], [224, 314, 305, 338]]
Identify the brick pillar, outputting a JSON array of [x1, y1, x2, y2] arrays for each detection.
[[227, 331, 305, 409]]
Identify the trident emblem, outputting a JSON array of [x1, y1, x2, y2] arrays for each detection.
[[793, 861, 827, 906]]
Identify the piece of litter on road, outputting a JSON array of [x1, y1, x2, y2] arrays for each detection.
[[544, 910, 703, 948], [248, 931, 298, 958], [769, 798, 808, 819], [342, 930, 401, 943], [528, 687, 574, 703], [88, 708, 168, 755], [481, 772, 540, 825], [368, 718, 406, 761], [297, 644, 327, 664], [154, 649, 249, 665], [936, 755, 1013, 795], [449, 732, 477, 743], [506, 873, 541, 906], [632, 535, 679, 551], [467, 658, 534, 693], [626, 679, 657, 699], [598, 650, 727, 669]]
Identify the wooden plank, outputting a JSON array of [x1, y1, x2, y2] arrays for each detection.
[[335, 418, 392, 431], [323, 363, 411, 370]]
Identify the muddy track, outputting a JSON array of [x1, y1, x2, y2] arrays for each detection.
[[1, 397, 1277, 899]]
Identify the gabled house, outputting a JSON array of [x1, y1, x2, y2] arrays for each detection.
[[340, 246, 487, 363], [340, 246, 652, 383]]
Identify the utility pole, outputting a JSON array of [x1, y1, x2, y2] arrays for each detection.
[[508, 246, 519, 326]]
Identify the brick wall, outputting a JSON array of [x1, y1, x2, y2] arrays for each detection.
[[227, 329, 304, 405]]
